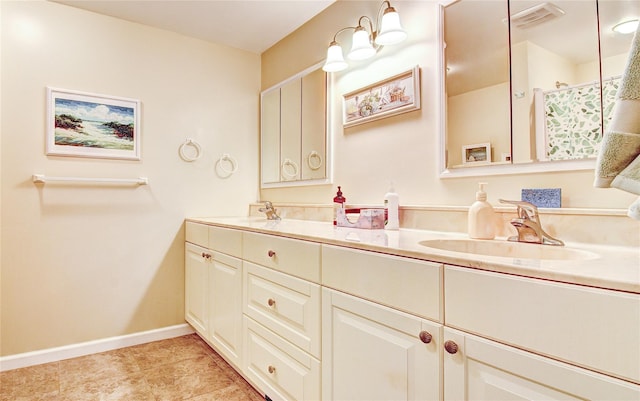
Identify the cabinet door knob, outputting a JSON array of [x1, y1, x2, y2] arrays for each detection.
[[268, 365, 276, 374], [444, 340, 459, 354], [267, 298, 276, 307], [268, 250, 276, 258], [419, 331, 432, 344]]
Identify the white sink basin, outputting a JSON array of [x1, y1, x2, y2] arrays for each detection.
[[419, 239, 598, 261]]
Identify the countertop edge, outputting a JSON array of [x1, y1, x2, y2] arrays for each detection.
[[185, 217, 640, 294]]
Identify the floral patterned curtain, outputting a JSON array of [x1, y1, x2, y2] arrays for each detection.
[[543, 76, 620, 160]]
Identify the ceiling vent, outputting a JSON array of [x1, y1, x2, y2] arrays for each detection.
[[509, 3, 565, 29]]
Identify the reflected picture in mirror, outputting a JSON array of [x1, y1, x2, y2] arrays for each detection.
[[462, 143, 492, 165], [442, 0, 639, 174]]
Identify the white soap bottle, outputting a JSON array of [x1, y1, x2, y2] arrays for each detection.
[[384, 184, 400, 230], [468, 182, 496, 239]]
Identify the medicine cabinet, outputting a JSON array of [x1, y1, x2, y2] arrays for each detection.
[[440, 0, 639, 177], [261, 62, 331, 188]]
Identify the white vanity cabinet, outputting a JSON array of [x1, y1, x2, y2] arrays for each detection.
[[184, 219, 639, 401], [443, 265, 640, 400], [242, 232, 322, 401], [321, 245, 444, 401], [185, 222, 243, 369]]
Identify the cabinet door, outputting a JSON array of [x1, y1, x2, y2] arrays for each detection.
[[443, 327, 640, 401], [208, 251, 243, 369], [261, 88, 280, 184], [185, 242, 208, 336], [301, 67, 326, 180], [280, 78, 302, 181], [322, 288, 441, 401]]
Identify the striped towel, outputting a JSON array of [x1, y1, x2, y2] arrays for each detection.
[[594, 25, 640, 220]]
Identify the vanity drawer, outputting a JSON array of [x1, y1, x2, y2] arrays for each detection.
[[445, 265, 640, 384], [185, 222, 208, 248], [243, 232, 320, 283], [243, 262, 321, 358], [322, 245, 443, 322], [208, 226, 242, 258], [244, 316, 320, 401], [185, 223, 242, 257]]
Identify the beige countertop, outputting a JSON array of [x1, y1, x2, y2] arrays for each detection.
[[187, 216, 640, 294]]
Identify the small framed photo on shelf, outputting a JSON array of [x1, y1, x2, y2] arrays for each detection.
[[462, 143, 491, 165]]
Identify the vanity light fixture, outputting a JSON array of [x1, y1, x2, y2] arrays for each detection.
[[612, 19, 639, 35], [322, 0, 407, 72]]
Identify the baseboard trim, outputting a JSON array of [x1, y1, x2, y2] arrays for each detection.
[[0, 323, 194, 372]]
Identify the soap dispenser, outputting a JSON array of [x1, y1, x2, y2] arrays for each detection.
[[384, 184, 400, 230], [333, 186, 346, 226], [468, 182, 496, 239]]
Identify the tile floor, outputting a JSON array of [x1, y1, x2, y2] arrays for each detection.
[[0, 334, 264, 401]]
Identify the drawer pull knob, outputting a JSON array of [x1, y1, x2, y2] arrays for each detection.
[[268, 365, 276, 374], [268, 250, 276, 258], [419, 331, 432, 344], [267, 298, 276, 307], [201, 252, 211, 259], [444, 340, 459, 354]]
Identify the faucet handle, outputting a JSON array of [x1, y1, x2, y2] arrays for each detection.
[[499, 199, 539, 221]]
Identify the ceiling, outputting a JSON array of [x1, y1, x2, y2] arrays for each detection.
[[444, 0, 640, 96], [52, 0, 336, 54]]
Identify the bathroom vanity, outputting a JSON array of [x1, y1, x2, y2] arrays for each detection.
[[185, 217, 639, 401]]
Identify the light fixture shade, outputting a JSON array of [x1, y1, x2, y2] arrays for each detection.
[[375, 7, 407, 46], [348, 28, 376, 60], [612, 19, 639, 34], [323, 43, 348, 72]]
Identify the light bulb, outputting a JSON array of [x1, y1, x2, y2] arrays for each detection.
[[612, 19, 639, 34], [323, 42, 348, 72], [375, 7, 407, 46], [348, 27, 376, 61]]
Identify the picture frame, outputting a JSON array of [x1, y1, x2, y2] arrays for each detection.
[[462, 143, 491, 165], [46, 87, 141, 160], [343, 66, 420, 128]]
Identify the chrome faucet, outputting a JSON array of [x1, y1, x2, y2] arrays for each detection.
[[499, 199, 564, 246], [258, 201, 281, 220]]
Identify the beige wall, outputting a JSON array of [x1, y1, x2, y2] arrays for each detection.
[[260, 0, 638, 209], [448, 83, 511, 166], [1, 1, 260, 355]]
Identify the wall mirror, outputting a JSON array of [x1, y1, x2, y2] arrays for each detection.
[[261, 62, 332, 188], [440, 0, 639, 177]]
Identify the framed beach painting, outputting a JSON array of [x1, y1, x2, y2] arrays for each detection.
[[46, 87, 141, 160], [342, 66, 421, 128]]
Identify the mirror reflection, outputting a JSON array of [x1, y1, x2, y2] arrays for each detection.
[[443, 0, 639, 172], [444, 0, 510, 168], [261, 63, 330, 188]]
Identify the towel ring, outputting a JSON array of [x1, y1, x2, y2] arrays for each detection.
[[307, 150, 323, 170], [179, 138, 202, 162], [217, 153, 238, 175], [281, 158, 299, 179]]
